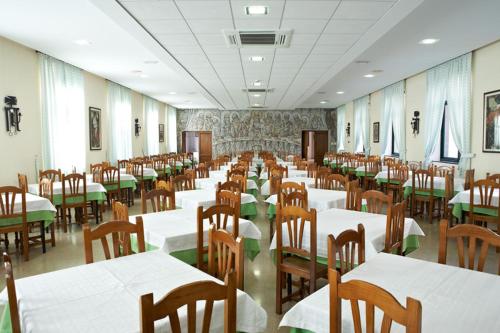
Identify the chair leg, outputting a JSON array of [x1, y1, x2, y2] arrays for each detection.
[[276, 269, 282, 314], [50, 223, 56, 247], [40, 221, 46, 253], [62, 208, 68, 233], [22, 227, 29, 261]]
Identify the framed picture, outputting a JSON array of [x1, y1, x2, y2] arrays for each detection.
[[159, 123, 165, 143], [483, 89, 500, 153], [373, 122, 380, 143], [89, 107, 102, 150]]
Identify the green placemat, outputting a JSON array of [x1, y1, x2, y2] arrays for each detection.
[[103, 180, 136, 191], [0, 211, 55, 228], [246, 189, 258, 198], [452, 203, 498, 219], [241, 203, 257, 220], [403, 187, 446, 199], [52, 192, 106, 206]]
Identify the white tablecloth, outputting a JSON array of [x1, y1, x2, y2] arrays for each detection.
[[175, 189, 257, 211], [221, 163, 258, 173], [0, 250, 267, 332], [449, 187, 500, 207], [259, 169, 308, 180], [86, 174, 137, 183], [28, 181, 107, 196], [208, 170, 258, 179], [260, 177, 316, 196], [120, 167, 158, 178], [195, 177, 258, 192], [280, 253, 500, 333], [269, 208, 424, 260], [403, 176, 464, 192], [265, 189, 346, 212], [7, 193, 57, 214], [375, 169, 413, 180], [130, 208, 261, 252]]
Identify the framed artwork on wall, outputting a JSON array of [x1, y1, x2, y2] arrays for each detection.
[[89, 107, 102, 150], [159, 123, 165, 142], [483, 89, 500, 153], [373, 122, 380, 143]]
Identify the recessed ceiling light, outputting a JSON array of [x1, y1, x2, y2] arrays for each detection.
[[252, 94, 261, 97], [139, 74, 149, 78], [249, 56, 265, 62], [253, 103, 261, 107], [73, 39, 91, 46], [336, 91, 345, 95], [168, 92, 177, 95], [144, 60, 159, 64], [419, 38, 439, 45], [320, 100, 328, 104], [364, 74, 375, 78], [245, 5, 268, 15], [253, 80, 262, 87]]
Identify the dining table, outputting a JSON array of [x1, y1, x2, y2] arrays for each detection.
[[260, 177, 316, 196], [195, 174, 259, 197], [28, 181, 107, 206], [0, 192, 57, 228], [0, 250, 267, 333], [280, 252, 500, 333], [449, 187, 499, 220]]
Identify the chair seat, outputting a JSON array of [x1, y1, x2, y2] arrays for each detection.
[[280, 255, 328, 278]]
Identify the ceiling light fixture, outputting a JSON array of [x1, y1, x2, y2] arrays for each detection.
[[253, 94, 261, 97], [320, 100, 328, 104], [73, 39, 91, 46], [168, 92, 177, 95], [253, 103, 261, 107], [249, 56, 265, 62], [419, 38, 439, 45], [144, 60, 159, 64], [364, 74, 375, 78], [245, 5, 268, 15], [336, 91, 345, 95], [139, 74, 149, 78], [253, 80, 262, 87]]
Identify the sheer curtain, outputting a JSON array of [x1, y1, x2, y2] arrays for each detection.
[[381, 81, 405, 160], [354, 96, 369, 154], [424, 53, 472, 171], [39, 54, 85, 173], [108, 82, 132, 163], [167, 105, 177, 152], [336, 105, 346, 152], [144, 96, 159, 155]]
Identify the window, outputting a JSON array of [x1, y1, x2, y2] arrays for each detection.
[[391, 127, 399, 157], [439, 102, 460, 163]]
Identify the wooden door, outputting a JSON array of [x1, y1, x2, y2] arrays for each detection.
[[313, 131, 329, 165], [301, 131, 310, 159], [199, 131, 212, 163]]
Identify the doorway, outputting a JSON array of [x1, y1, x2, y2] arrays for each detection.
[[182, 131, 212, 163], [301, 130, 329, 165]]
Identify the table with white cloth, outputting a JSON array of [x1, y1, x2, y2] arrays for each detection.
[[260, 177, 316, 196], [259, 169, 308, 181], [195, 176, 259, 197], [449, 187, 499, 220], [280, 253, 500, 333], [28, 181, 107, 206], [221, 163, 258, 173], [402, 176, 465, 198], [374, 169, 413, 186], [120, 167, 158, 181], [86, 173, 137, 191], [174, 189, 258, 219], [208, 169, 258, 182], [353, 165, 388, 177], [0, 193, 57, 228], [129, 208, 262, 264], [0, 250, 267, 333], [269, 208, 424, 264], [265, 189, 347, 219]]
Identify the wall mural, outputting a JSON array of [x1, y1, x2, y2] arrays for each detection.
[[176, 108, 337, 157]]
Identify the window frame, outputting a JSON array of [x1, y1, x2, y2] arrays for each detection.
[[390, 126, 400, 157], [439, 102, 460, 164]]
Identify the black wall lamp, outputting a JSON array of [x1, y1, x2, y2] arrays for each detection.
[[134, 118, 141, 137], [346, 122, 351, 137], [411, 111, 420, 135], [4, 96, 21, 135]]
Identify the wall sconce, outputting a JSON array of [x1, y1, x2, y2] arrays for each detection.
[[134, 118, 141, 137], [4, 96, 21, 135], [411, 111, 420, 135], [346, 122, 351, 137]]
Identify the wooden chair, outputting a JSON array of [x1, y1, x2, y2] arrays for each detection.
[[170, 174, 194, 192], [141, 188, 176, 214], [216, 187, 241, 214], [464, 169, 475, 190], [362, 158, 380, 190], [102, 166, 121, 208], [434, 165, 455, 177], [39, 169, 62, 182], [438, 219, 500, 275], [117, 159, 129, 170], [0, 187, 28, 261], [327, 224, 365, 275], [387, 164, 409, 202], [229, 174, 247, 193], [411, 169, 436, 222], [345, 180, 361, 211], [307, 164, 318, 178], [329, 269, 422, 333], [384, 201, 406, 255], [486, 173, 500, 185], [208, 225, 244, 290], [196, 164, 210, 178], [469, 179, 500, 232], [90, 163, 103, 183], [35, 179, 56, 250], [406, 161, 422, 172], [315, 168, 331, 189], [131, 161, 145, 192], [325, 174, 346, 191], [155, 179, 171, 191], [17, 173, 28, 193], [61, 173, 87, 233], [269, 175, 283, 197], [3, 254, 21, 333], [275, 204, 327, 314], [112, 200, 129, 221], [362, 190, 392, 214], [270, 165, 288, 179], [217, 181, 242, 193], [442, 172, 455, 223], [152, 158, 167, 180], [197, 205, 239, 270], [83, 218, 145, 264], [140, 272, 237, 333], [280, 190, 308, 210]]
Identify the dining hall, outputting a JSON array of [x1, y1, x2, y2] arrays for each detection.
[[0, 0, 500, 332]]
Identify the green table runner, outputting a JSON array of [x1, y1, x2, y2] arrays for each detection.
[[241, 203, 257, 220]]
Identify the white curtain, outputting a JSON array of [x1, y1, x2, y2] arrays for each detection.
[[354, 96, 370, 154], [145, 96, 159, 155], [108, 82, 132, 163], [336, 105, 346, 152], [39, 54, 85, 173], [381, 81, 406, 160], [167, 105, 177, 152], [424, 53, 472, 171]]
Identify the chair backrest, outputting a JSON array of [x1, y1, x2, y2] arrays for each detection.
[[270, 165, 288, 179], [444, 172, 455, 202], [3, 254, 21, 333], [388, 164, 409, 184], [153, 158, 166, 174], [196, 164, 210, 178], [276, 204, 317, 264], [131, 161, 144, 179], [329, 269, 422, 333], [117, 159, 129, 169], [362, 190, 392, 214], [326, 174, 346, 191], [39, 178, 54, 203], [469, 179, 500, 216], [438, 219, 500, 275], [269, 175, 283, 196], [102, 166, 120, 189], [434, 165, 455, 178], [464, 169, 475, 190], [171, 174, 194, 191], [486, 172, 500, 185], [39, 168, 62, 182], [411, 169, 433, 195], [406, 161, 422, 172], [384, 201, 406, 255], [90, 163, 103, 183], [315, 168, 332, 189], [83, 218, 145, 264], [62, 172, 87, 206], [280, 190, 309, 209], [141, 188, 176, 214], [229, 174, 247, 193], [155, 180, 171, 191], [346, 180, 361, 211], [112, 200, 129, 221], [227, 168, 246, 180], [17, 173, 28, 193], [208, 225, 244, 290], [0, 187, 26, 224], [217, 181, 242, 193], [307, 163, 318, 178], [327, 224, 365, 275], [216, 188, 241, 213], [364, 159, 380, 175], [197, 205, 239, 269], [139, 272, 237, 333]]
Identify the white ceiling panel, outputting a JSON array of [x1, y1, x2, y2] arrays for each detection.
[[187, 19, 234, 34], [317, 33, 360, 45], [324, 19, 375, 34], [334, 1, 395, 20], [280, 19, 328, 34], [142, 19, 191, 34], [166, 45, 204, 55], [196, 33, 226, 46], [156, 33, 198, 46], [283, 1, 340, 19], [119, 0, 181, 20], [176, 1, 232, 19], [234, 19, 281, 30], [230, 0, 285, 20]]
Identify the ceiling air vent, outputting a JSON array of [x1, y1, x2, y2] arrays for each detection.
[[242, 88, 274, 93], [224, 30, 292, 48]]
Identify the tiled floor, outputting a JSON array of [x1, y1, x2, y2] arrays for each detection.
[[1, 193, 498, 332]]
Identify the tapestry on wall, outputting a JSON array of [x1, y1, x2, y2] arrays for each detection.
[[176, 109, 337, 157]]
